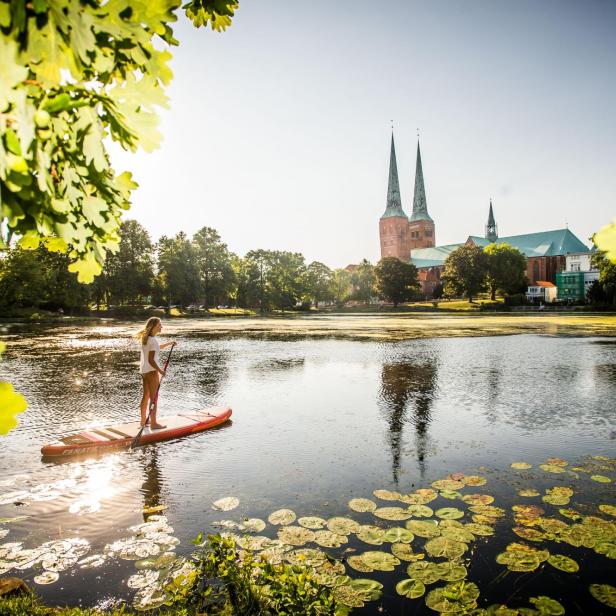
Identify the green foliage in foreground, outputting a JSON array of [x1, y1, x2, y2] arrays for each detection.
[[0, 0, 238, 283], [0, 595, 128, 616], [0, 533, 340, 616], [186, 533, 340, 615]]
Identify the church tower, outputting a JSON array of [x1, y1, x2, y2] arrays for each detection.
[[408, 141, 435, 250], [379, 133, 410, 260], [485, 199, 498, 243]]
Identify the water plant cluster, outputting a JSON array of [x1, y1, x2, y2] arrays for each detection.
[[1, 454, 616, 614], [204, 455, 616, 614]]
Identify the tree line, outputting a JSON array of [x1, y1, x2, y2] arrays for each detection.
[[1, 220, 615, 315], [0, 220, 422, 314]]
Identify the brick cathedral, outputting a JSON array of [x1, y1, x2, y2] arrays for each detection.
[[378, 133, 589, 296]]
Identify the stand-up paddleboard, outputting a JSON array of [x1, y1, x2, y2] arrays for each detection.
[[41, 407, 232, 458]]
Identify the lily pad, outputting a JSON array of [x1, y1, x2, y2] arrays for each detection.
[[360, 550, 400, 571], [462, 475, 487, 486], [528, 596, 565, 615], [540, 464, 566, 474], [518, 489, 540, 497], [407, 504, 434, 518], [298, 516, 327, 529], [396, 578, 426, 599], [327, 517, 360, 535], [374, 507, 412, 521], [212, 497, 240, 511], [547, 554, 579, 573], [425, 537, 468, 559], [440, 526, 475, 543], [347, 555, 374, 573], [373, 489, 401, 501], [496, 543, 549, 572], [285, 548, 325, 567], [511, 462, 532, 470], [542, 487, 573, 506], [407, 561, 442, 585], [590, 583, 616, 608], [425, 581, 480, 613], [469, 504, 505, 518], [355, 525, 386, 546], [268, 509, 296, 526], [432, 479, 465, 491], [400, 489, 438, 505], [33, 571, 59, 585], [128, 569, 160, 589], [406, 520, 441, 538], [559, 508, 582, 521], [598, 504, 616, 517], [546, 458, 568, 467], [240, 518, 266, 533], [464, 522, 495, 536], [391, 542, 424, 562], [436, 507, 464, 520], [349, 498, 377, 513], [314, 530, 347, 548], [462, 494, 495, 506], [278, 526, 316, 546], [591, 474, 611, 483], [382, 527, 414, 543], [512, 527, 546, 542]]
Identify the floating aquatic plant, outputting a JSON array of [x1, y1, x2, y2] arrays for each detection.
[[348, 498, 377, 512], [212, 496, 240, 511], [268, 508, 296, 525]]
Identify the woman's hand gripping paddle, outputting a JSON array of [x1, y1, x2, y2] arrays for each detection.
[[131, 343, 175, 450]]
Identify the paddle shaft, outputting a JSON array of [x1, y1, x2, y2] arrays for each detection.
[[131, 343, 175, 449]]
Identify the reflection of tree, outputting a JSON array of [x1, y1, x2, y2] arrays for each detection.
[[196, 348, 229, 403], [378, 361, 437, 484], [485, 367, 501, 423], [140, 448, 164, 520]]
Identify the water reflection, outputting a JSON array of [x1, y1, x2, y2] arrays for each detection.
[[378, 358, 438, 484], [140, 449, 164, 520]]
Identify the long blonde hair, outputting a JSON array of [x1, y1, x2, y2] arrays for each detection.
[[135, 317, 161, 346]]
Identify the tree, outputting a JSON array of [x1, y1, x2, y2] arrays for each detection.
[[331, 268, 352, 306], [101, 220, 155, 305], [304, 261, 334, 307], [157, 232, 200, 306], [375, 257, 420, 306], [484, 243, 527, 300], [267, 251, 306, 311], [192, 227, 235, 307], [591, 250, 616, 306], [442, 244, 488, 302], [0, 0, 238, 283], [351, 259, 376, 304], [0, 248, 47, 309]]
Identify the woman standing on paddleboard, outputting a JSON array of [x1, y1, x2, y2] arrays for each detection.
[[135, 317, 176, 429]]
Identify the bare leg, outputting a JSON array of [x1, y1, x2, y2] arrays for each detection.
[[145, 372, 166, 429], [140, 375, 150, 427]]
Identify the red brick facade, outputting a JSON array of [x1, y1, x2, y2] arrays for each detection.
[[379, 218, 435, 261]]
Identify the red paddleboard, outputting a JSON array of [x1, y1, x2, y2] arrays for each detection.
[[41, 407, 232, 458]]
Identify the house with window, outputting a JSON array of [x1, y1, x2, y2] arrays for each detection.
[[556, 252, 599, 302], [526, 281, 557, 304]]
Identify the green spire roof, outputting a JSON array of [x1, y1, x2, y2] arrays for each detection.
[[381, 133, 407, 219], [410, 141, 433, 223], [486, 199, 498, 242]]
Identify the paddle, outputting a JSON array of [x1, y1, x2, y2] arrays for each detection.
[[131, 343, 175, 450]]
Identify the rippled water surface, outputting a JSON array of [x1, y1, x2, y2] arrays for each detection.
[[1, 315, 616, 613]]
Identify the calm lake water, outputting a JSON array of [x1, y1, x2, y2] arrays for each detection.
[[1, 315, 616, 614]]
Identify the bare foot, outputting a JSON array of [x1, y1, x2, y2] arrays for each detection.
[[151, 423, 167, 430]]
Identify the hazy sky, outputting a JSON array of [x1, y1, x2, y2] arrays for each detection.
[[109, 0, 616, 268]]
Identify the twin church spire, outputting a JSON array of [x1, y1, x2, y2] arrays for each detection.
[[381, 132, 431, 223]]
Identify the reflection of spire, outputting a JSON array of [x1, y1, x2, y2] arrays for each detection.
[[378, 361, 437, 484]]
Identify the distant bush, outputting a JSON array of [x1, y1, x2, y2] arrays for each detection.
[[504, 293, 528, 306]]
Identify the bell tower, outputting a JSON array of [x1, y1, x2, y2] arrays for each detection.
[[379, 132, 410, 260], [485, 199, 498, 243], [408, 141, 435, 250]]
